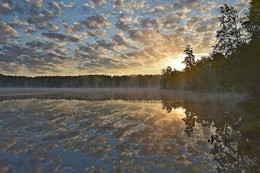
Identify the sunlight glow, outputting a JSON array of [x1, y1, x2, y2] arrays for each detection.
[[166, 56, 186, 71]]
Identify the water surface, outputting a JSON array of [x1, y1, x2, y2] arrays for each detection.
[[0, 90, 258, 173]]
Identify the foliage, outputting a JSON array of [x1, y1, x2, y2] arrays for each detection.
[[245, 0, 260, 38], [161, 2, 260, 95], [214, 2, 260, 95], [213, 4, 250, 56]]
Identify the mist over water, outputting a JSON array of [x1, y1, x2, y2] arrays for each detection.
[[0, 89, 258, 172]]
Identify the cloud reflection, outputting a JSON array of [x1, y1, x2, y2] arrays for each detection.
[[0, 99, 216, 172]]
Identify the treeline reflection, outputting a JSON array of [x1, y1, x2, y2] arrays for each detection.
[[161, 99, 259, 173]]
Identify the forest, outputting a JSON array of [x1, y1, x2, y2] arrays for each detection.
[[161, 1, 260, 96], [160, 1, 260, 144], [0, 74, 160, 88]]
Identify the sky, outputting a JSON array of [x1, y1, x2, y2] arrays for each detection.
[[0, 0, 251, 76]]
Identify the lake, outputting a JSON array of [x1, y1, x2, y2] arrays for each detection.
[[0, 89, 258, 173]]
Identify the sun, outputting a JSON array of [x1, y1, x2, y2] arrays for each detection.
[[166, 57, 186, 71]]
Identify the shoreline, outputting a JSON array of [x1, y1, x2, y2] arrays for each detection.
[[0, 88, 247, 102]]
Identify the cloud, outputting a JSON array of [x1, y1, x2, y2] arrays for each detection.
[[113, 32, 129, 46], [112, 0, 144, 13], [25, 40, 59, 50], [234, 0, 251, 14], [0, 61, 21, 74], [25, 27, 37, 33], [0, 0, 252, 75], [77, 44, 95, 54], [0, 41, 73, 75], [140, 18, 159, 29], [76, 55, 142, 73], [96, 39, 116, 51], [8, 19, 29, 28], [127, 1, 145, 10], [82, 3, 95, 11], [0, 42, 31, 64], [26, 9, 55, 29], [26, 0, 44, 8], [178, 0, 200, 9], [81, 15, 110, 29], [0, 2, 13, 15], [0, 21, 19, 44], [19, 54, 67, 74], [91, 0, 106, 6], [115, 20, 131, 31], [42, 32, 80, 42], [112, 0, 124, 10], [48, 2, 62, 14], [115, 13, 133, 31], [86, 30, 106, 37], [59, 2, 75, 9], [43, 22, 59, 31], [63, 22, 82, 34], [194, 16, 218, 33], [147, 5, 171, 14], [158, 14, 181, 28], [185, 16, 202, 30]]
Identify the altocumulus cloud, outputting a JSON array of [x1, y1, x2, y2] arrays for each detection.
[[0, 0, 251, 76]]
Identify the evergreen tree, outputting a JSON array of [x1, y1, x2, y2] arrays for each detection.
[[182, 45, 195, 69]]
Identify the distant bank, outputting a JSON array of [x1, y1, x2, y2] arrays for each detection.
[[0, 74, 160, 88]]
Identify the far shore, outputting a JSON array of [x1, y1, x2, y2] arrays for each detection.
[[0, 88, 247, 102]]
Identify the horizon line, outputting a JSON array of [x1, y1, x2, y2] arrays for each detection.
[[0, 73, 163, 78]]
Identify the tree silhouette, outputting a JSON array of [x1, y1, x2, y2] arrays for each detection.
[[161, 66, 173, 88], [0, 74, 161, 88], [182, 45, 195, 69], [213, 3, 259, 95], [213, 4, 250, 56], [162, 66, 172, 75]]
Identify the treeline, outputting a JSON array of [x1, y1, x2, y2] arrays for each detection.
[[160, 1, 260, 150], [161, 1, 260, 95], [0, 74, 160, 88], [161, 55, 223, 91]]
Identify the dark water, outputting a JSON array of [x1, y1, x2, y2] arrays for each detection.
[[0, 92, 259, 173]]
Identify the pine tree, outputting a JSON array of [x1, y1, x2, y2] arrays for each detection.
[[182, 45, 195, 69]]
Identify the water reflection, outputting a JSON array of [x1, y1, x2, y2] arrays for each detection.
[[0, 97, 258, 173], [161, 99, 260, 173], [0, 99, 210, 172], [182, 111, 196, 137]]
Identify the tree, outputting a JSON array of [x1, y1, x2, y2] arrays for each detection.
[[244, 0, 260, 40], [213, 4, 250, 56], [161, 66, 173, 88], [213, 4, 260, 95], [163, 66, 172, 75], [241, 0, 260, 95], [182, 45, 195, 69]]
